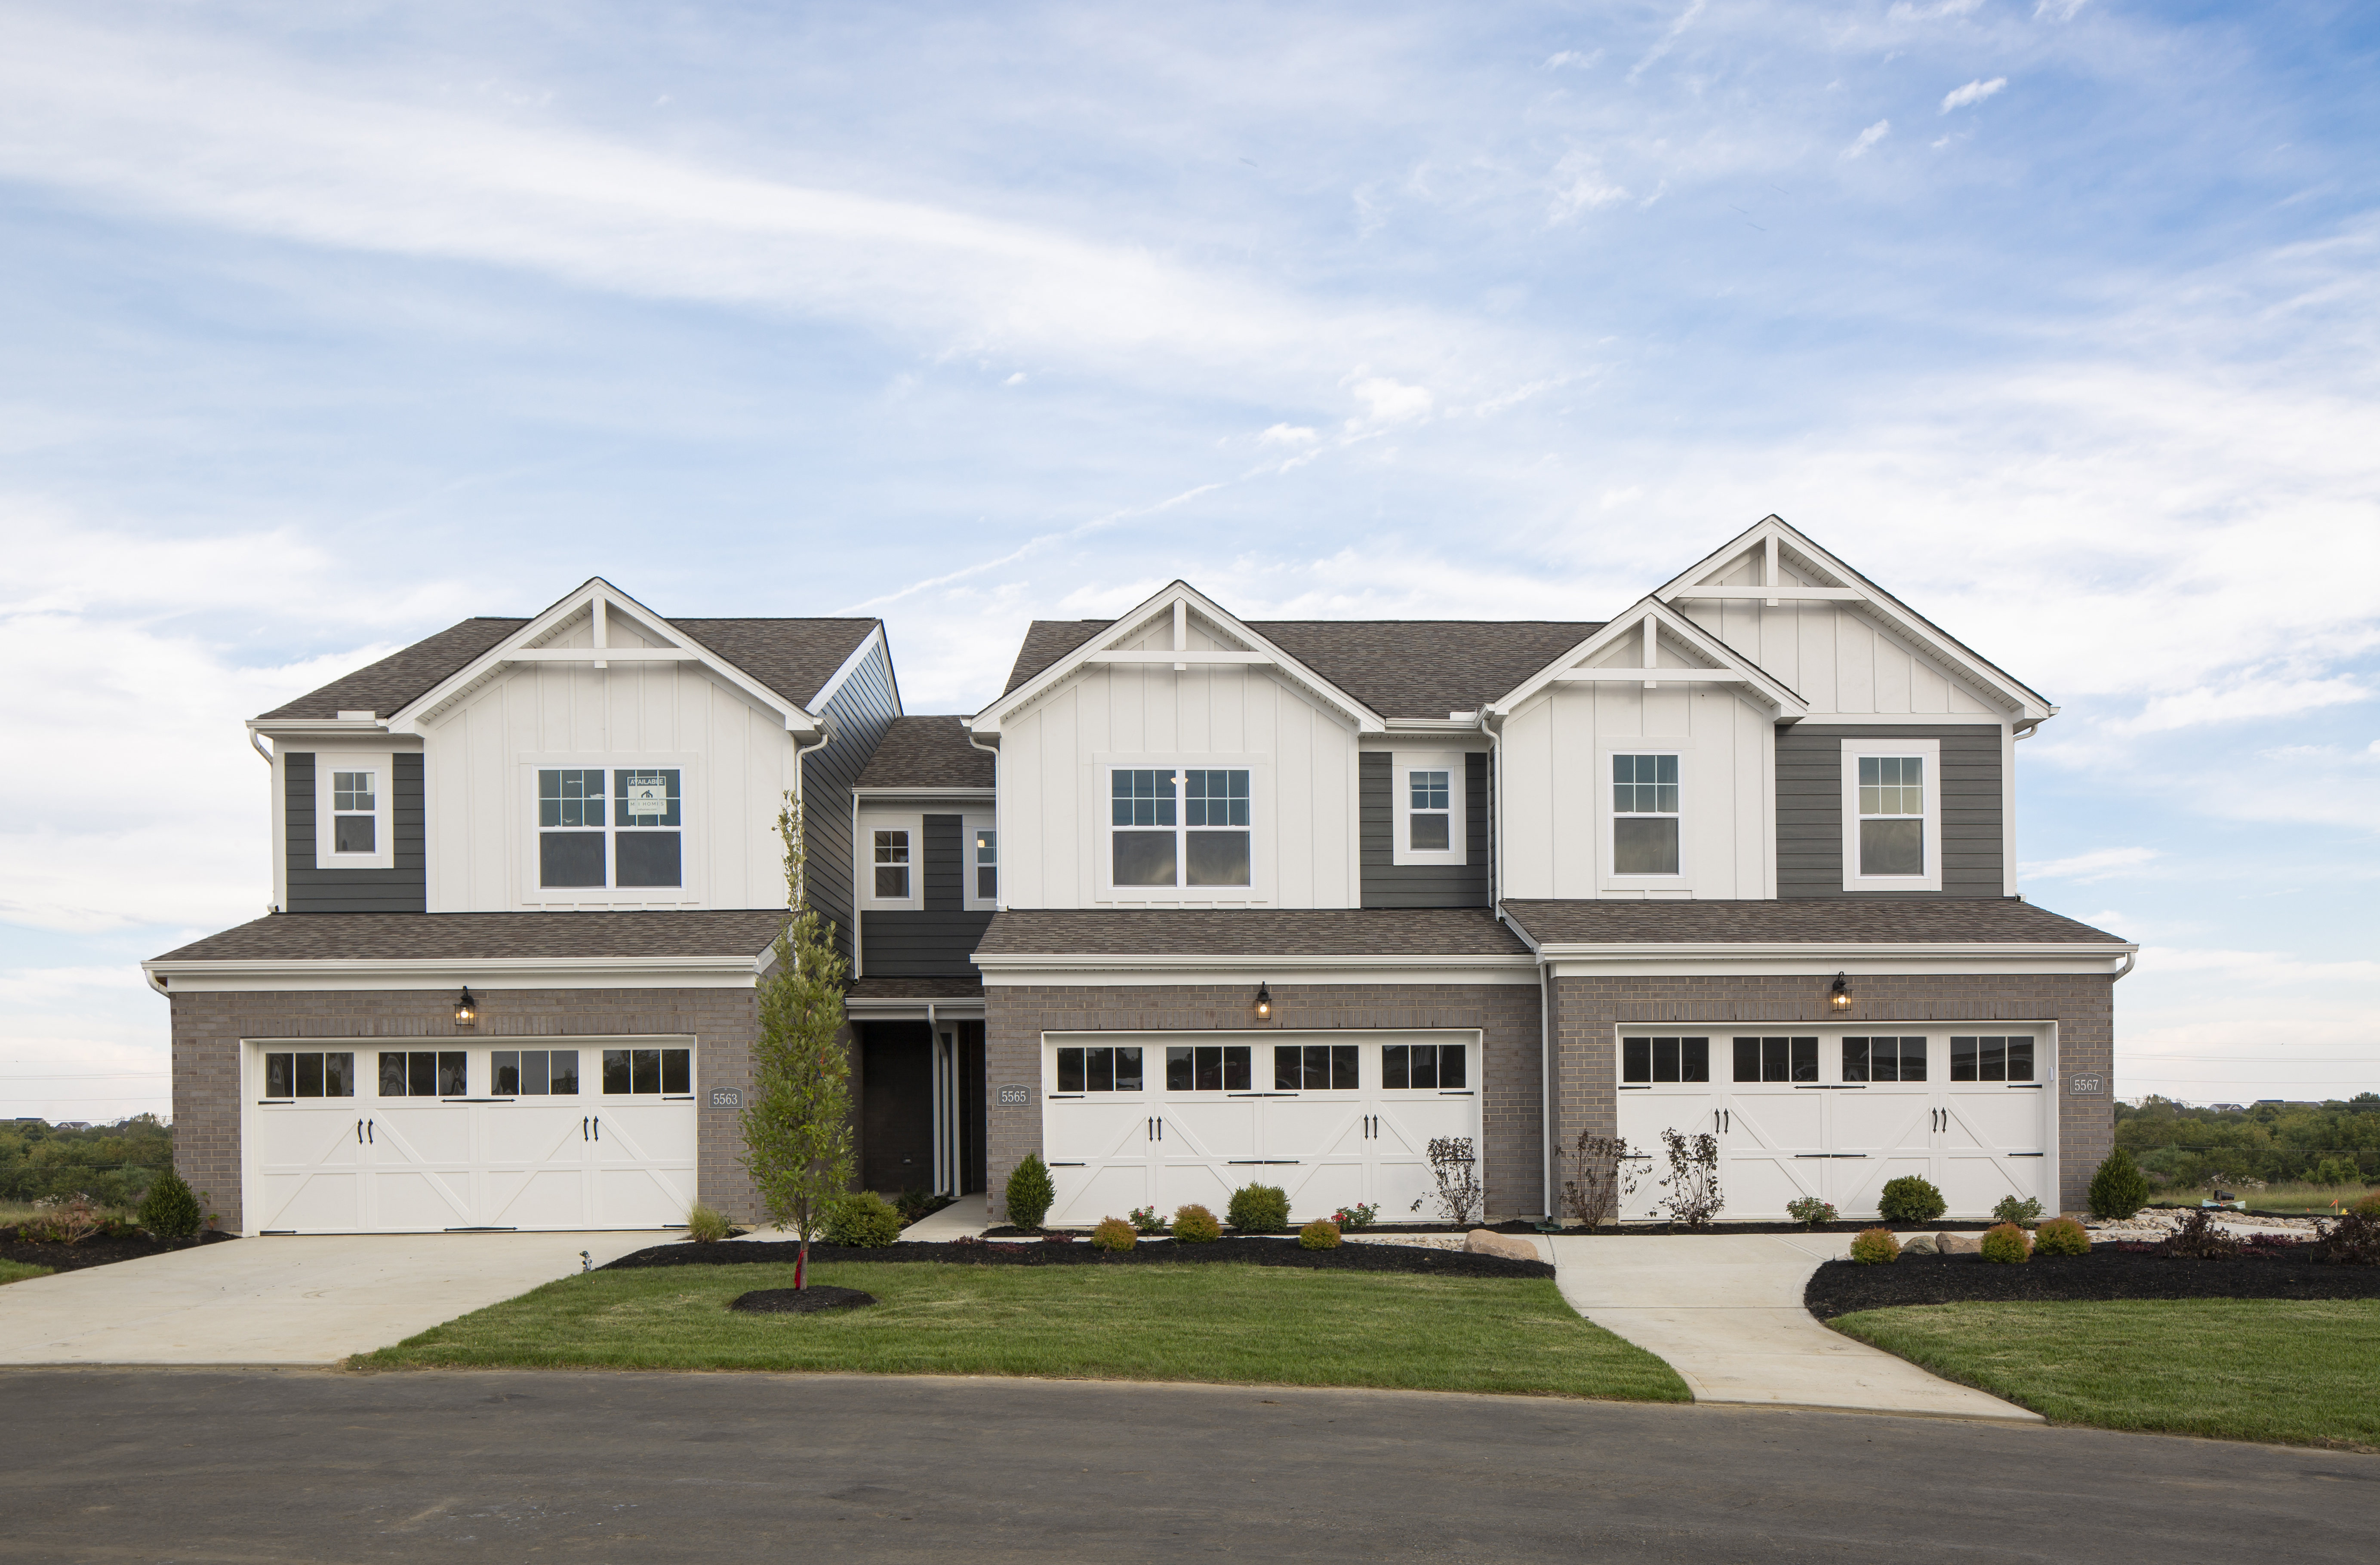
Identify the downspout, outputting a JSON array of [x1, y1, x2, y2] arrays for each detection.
[[1482, 704, 1547, 1217], [1539, 950, 1554, 1220]]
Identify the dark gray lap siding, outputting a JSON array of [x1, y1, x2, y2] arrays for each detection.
[[283, 753, 428, 913], [807, 643, 901, 960], [1777, 724, 2003, 898], [863, 813, 992, 976], [1360, 752, 1490, 907]]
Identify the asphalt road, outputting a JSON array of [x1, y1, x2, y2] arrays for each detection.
[[2, 1370, 2372, 1562]]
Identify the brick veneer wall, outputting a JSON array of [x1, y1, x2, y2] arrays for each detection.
[[169, 985, 763, 1232], [1546, 973, 2115, 1216], [982, 982, 1546, 1221]]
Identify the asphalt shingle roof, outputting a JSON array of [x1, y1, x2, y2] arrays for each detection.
[[151, 911, 790, 964], [973, 907, 1531, 958], [854, 716, 995, 790], [847, 976, 987, 999], [1499, 899, 2131, 946]]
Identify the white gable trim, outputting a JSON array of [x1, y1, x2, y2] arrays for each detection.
[[1487, 598, 1807, 717], [387, 578, 820, 735], [1654, 516, 2054, 722], [972, 581, 1386, 735]]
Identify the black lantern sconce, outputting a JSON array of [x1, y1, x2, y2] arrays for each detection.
[[1254, 982, 1273, 1022], [1827, 973, 1852, 1013], [454, 986, 480, 1027]]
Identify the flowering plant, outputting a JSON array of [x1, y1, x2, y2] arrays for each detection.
[[1128, 1205, 1169, 1234], [1331, 1203, 1379, 1231]]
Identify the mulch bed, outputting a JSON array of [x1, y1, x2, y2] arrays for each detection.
[[605, 1237, 1554, 1279], [1806, 1242, 2380, 1319], [978, 1219, 1998, 1240], [0, 1227, 237, 1274], [730, 1285, 877, 1314]]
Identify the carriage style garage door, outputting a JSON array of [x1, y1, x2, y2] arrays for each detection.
[[1039, 1030, 1482, 1228], [243, 1037, 699, 1233], [1613, 1029, 2051, 1221]]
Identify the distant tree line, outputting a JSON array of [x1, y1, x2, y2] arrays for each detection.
[[0, 1116, 174, 1207], [2115, 1094, 2380, 1189]]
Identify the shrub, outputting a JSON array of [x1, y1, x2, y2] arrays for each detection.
[[19, 1194, 102, 1245], [1786, 1196, 1838, 1229], [1172, 1203, 1222, 1243], [2088, 1147, 2150, 1221], [824, 1190, 902, 1247], [1090, 1217, 1136, 1253], [1848, 1227, 1900, 1265], [1330, 1202, 1378, 1231], [685, 1202, 731, 1243], [894, 1188, 953, 1225], [1414, 1138, 1484, 1224], [1004, 1154, 1055, 1230], [1227, 1183, 1290, 1234], [1878, 1175, 1946, 1224], [1561, 1132, 1637, 1233], [2033, 1216, 2090, 1256], [2161, 1206, 2240, 1260], [1980, 1222, 2032, 1264], [1298, 1219, 1342, 1250], [138, 1169, 202, 1241], [1655, 1128, 1722, 1228], [1127, 1205, 1169, 1234], [2354, 1191, 2380, 1219], [1991, 1195, 2044, 1229], [2318, 1210, 2380, 1266]]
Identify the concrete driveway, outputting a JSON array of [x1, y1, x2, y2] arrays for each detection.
[[1550, 1231, 2037, 1420], [0, 1231, 663, 1365]]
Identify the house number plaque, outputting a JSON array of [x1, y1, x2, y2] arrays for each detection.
[[997, 1085, 1031, 1106], [708, 1087, 743, 1109], [2067, 1075, 2104, 1096]]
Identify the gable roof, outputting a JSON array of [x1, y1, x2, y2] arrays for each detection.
[[1488, 596, 1808, 718], [1003, 618, 1604, 720], [855, 716, 995, 790], [258, 618, 526, 721]]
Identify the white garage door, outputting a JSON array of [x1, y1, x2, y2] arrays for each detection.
[[1041, 1031, 1482, 1228], [1614, 1030, 2049, 1221], [244, 1039, 699, 1234]]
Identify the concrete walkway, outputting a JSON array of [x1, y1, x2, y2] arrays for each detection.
[[0, 1230, 659, 1366], [1549, 1232, 2039, 1421]]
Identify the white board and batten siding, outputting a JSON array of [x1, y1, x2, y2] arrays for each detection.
[[996, 617, 1361, 909], [423, 613, 800, 911]]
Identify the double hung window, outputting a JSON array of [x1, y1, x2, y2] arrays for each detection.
[[331, 772, 377, 854], [1392, 751, 1467, 865], [1109, 768, 1252, 889], [973, 825, 998, 902], [536, 766, 684, 890], [1840, 738, 1940, 891], [1611, 754, 1681, 876], [874, 830, 911, 899], [315, 753, 394, 869]]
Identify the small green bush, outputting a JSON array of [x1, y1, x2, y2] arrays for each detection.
[[1980, 1221, 2032, 1264], [1848, 1227, 1900, 1265], [2034, 1216, 2089, 1256], [137, 1168, 202, 1241], [1878, 1175, 1946, 1224], [685, 1202, 731, 1243], [2088, 1147, 2150, 1221], [1172, 1203, 1222, 1243], [1090, 1216, 1137, 1252], [1786, 1196, 1838, 1229], [1991, 1195, 2044, 1229], [1227, 1183, 1290, 1234], [2353, 1191, 2380, 1219], [1298, 1219, 1342, 1250], [1004, 1154, 1056, 1230], [1128, 1205, 1168, 1234], [824, 1190, 902, 1247]]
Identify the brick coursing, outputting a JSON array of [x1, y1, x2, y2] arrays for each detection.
[[981, 982, 1547, 1221], [169, 986, 762, 1232], [1545, 973, 2115, 1216]]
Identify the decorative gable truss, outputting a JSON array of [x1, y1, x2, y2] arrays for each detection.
[[969, 580, 1387, 736], [1487, 598, 1810, 721], [1652, 516, 2054, 726]]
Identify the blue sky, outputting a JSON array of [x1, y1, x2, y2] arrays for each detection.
[[2, 0, 2375, 1119]]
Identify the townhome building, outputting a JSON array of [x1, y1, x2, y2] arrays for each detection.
[[147, 517, 2135, 1236]]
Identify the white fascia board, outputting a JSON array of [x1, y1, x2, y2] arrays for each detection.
[[973, 952, 1540, 987], [248, 718, 398, 741], [388, 578, 819, 735], [853, 787, 996, 801], [1537, 940, 2135, 980], [811, 621, 896, 714], [973, 581, 1386, 735], [1653, 517, 2053, 722], [143, 954, 769, 994], [845, 996, 988, 1018], [1488, 598, 1807, 716]]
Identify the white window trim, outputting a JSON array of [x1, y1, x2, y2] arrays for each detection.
[[1094, 756, 1268, 902], [963, 810, 998, 911], [516, 756, 703, 908], [1840, 737, 1942, 892], [1391, 750, 1467, 867], [315, 751, 395, 871], [859, 812, 924, 909], [1599, 746, 1686, 886]]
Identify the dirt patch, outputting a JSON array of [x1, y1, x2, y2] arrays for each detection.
[[1807, 1243, 2380, 1319], [729, 1285, 877, 1314], [604, 1236, 1554, 1279], [0, 1227, 236, 1274]]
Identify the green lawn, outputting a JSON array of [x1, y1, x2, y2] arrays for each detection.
[[2153, 1184, 2379, 1214], [1830, 1300, 2380, 1449], [0, 1259, 53, 1286], [360, 1261, 1690, 1402]]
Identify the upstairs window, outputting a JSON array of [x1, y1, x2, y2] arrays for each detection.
[[1410, 770, 1450, 849], [1392, 751, 1467, 866], [1611, 753, 1680, 876], [314, 752, 394, 870], [331, 772, 377, 854], [874, 830, 911, 899], [1841, 738, 1941, 892], [1110, 768, 1252, 890], [536, 767, 683, 890]]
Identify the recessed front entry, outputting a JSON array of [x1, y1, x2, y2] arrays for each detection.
[[243, 1037, 698, 1234]]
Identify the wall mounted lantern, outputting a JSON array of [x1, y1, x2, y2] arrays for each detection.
[[1827, 973, 1852, 1013], [454, 986, 480, 1027], [1255, 982, 1273, 1021]]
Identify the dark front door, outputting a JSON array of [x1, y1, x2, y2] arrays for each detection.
[[860, 1021, 934, 1192]]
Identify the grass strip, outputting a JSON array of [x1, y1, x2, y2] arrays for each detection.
[[1830, 1298, 2380, 1449], [0, 1259, 54, 1286], [360, 1261, 1690, 1402]]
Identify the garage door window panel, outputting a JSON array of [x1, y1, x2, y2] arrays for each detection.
[[1382, 1043, 1466, 1090], [1733, 1036, 1818, 1083], [1056, 1045, 1143, 1093], [492, 1050, 580, 1096], [1622, 1036, 1709, 1084], [1842, 1036, 1927, 1083], [262, 1051, 354, 1101], [1952, 1036, 2033, 1082], [1275, 1045, 1359, 1091], [603, 1046, 694, 1096], [376, 1051, 466, 1097], [1167, 1045, 1251, 1092]]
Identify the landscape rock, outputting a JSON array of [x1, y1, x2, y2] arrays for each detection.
[[1936, 1232, 1982, 1255], [1464, 1229, 1540, 1262], [1900, 1233, 1938, 1255]]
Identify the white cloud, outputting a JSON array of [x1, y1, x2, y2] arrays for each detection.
[[1627, 0, 1706, 83], [1941, 77, 2007, 113], [1258, 424, 1319, 446], [2035, 0, 2090, 19], [1543, 50, 1600, 71], [1841, 120, 1892, 160], [2115, 674, 2371, 735], [1003, 372, 1026, 385], [1548, 151, 1629, 222], [1890, 0, 1986, 18], [2020, 846, 2159, 883], [1347, 376, 1434, 424]]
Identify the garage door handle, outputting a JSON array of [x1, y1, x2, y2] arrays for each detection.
[[356, 1119, 363, 1144]]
